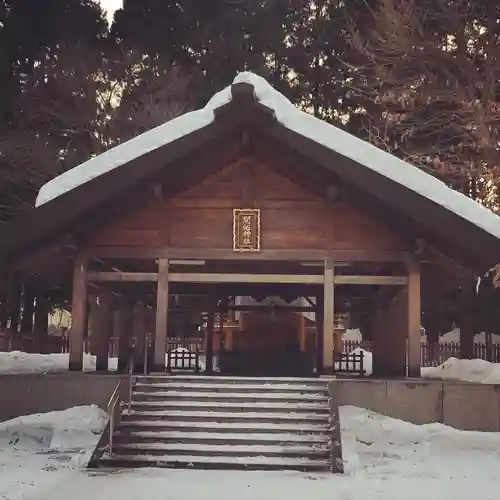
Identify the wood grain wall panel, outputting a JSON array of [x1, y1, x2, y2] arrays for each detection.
[[328, 202, 405, 250], [90, 229, 161, 247], [86, 155, 408, 252], [168, 207, 233, 249], [260, 207, 326, 250]]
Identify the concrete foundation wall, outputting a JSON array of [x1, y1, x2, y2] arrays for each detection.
[[329, 379, 500, 432], [0, 373, 125, 422]]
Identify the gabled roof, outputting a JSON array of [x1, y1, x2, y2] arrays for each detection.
[[2, 72, 500, 273]]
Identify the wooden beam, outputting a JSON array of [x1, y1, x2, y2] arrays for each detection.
[[170, 304, 315, 313], [154, 259, 169, 372], [407, 260, 421, 377], [168, 273, 323, 284], [69, 254, 87, 371], [87, 246, 410, 263], [334, 275, 407, 285], [323, 259, 335, 371], [86, 271, 158, 282], [225, 304, 315, 313]]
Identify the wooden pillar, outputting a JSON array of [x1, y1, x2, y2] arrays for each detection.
[[88, 295, 99, 355], [218, 312, 224, 353], [146, 306, 156, 373], [94, 291, 114, 371], [133, 302, 147, 373], [383, 290, 407, 377], [459, 284, 475, 359], [407, 261, 421, 377], [315, 295, 324, 374], [8, 281, 22, 332], [371, 304, 387, 377], [323, 259, 335, 372], [69, 255, 87, 371], [206, 311, 214, 373], [154, 259, 169, 372], [0, 296, 8, 328], [117, 299, 134, 373], [459, 314, 474, 359], [226, 329, 233, 351], [33, 292, 49, 353], [298, 313, 306, 352], [20, 287, 35, 335]]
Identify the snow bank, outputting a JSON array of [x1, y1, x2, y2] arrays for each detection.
[[0, 406, 106, 500], [20, 405, 500, 500], [422, 357, 500, 384], [0, 350, 210, 374], [0, 351, 118, 374], [35, 73, 500, 246], [0, 405, 106, 453]]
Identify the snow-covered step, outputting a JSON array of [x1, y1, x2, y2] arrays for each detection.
[[111, 442, 330, 458], [98, 453, 331, 472], [129, 400, 330, 412], [114, 430, 329, 445], [122, 410, 329, 424], [95, 375, 334, 472], [132, 390, 329, 403], [118, 420, 329, 434], [135, 382, 328, 394], [138, 374, 327, 385]]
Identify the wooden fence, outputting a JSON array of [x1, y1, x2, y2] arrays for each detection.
[[343, 339, 500, 366], [2, 329, 500, 366]]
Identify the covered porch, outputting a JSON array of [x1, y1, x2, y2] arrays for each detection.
[[67, 250, 422, 378]]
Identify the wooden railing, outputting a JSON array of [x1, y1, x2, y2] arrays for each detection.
[[3, 328, 499, 369], [343, 339, 500, 366], [334, 351, 366, 375]]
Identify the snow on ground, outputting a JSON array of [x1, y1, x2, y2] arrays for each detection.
[[1, 405, 500, 500], [421, 357, 500, 384], [0, 351, 211, 374], [0, 405, 106, 500], [0, 351, 118, 374]]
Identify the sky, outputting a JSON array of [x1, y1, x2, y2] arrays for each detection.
[[98, 0, 122, 25]]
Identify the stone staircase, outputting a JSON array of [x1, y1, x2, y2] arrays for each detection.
[[97, 375, 343, 472]]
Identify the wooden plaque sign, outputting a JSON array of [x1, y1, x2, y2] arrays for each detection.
[[233, 208, 261, 252]]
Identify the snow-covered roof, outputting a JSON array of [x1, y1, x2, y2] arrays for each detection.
[[36, 72, 500, 244]]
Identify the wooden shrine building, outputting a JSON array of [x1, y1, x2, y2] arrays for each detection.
[[1, 72, 500, 378]]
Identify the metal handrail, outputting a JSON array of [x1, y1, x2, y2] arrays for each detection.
[[107, 381, 122, 457], [108, 337, 147, 457]]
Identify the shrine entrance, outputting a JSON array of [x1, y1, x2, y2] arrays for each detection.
[[1, 75, 491, 380]]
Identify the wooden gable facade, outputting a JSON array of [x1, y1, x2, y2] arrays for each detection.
[[88, 156, 406, 254]]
